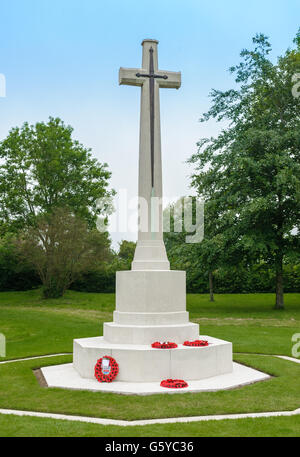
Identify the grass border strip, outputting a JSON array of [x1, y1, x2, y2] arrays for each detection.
[[0, 352, 299, 426]]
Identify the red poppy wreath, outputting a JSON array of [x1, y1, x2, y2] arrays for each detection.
[[183, 340, 209, 347], [151, 341, 178, 349], [94, 355, 119, 383], [160, 379, 188, 389]]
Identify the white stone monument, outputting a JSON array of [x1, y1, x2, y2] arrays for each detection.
[[42, 40, 270, 394], [72, 39, 233, 385]]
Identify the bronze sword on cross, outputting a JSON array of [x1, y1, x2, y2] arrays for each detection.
[[135, 47, 168, 188]]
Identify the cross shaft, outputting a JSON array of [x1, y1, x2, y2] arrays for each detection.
[[135, 47, 168, 187], [119, 39, 181, 243]]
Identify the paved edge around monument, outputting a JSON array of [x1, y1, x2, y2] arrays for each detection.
[[41, 361, 270, 395]]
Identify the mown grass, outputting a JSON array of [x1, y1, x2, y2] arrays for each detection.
[[0, 290, 299, 436], [0, 291, 299, 360], [1, 413, 300, 437], [0, 289, 115, 311], [0, 289, 299, 316], [0, 354, 299, 421]]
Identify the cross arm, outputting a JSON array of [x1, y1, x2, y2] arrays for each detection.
[[119, 67, 144, 86], [157, 70, 181, 89]]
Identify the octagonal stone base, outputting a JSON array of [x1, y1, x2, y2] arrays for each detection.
[[73, 335, 232, 382], [41, 361, 270, 395]]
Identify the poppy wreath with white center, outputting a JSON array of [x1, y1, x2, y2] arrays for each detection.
[[94, 355, 119, 383]]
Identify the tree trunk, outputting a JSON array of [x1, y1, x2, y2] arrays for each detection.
[[274, 252, 284, 310], [209, 271, 214, 302]]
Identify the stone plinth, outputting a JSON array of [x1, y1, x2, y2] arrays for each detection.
[[72, 268, 233, 385], [73, 335, 233, 382], [116, 270, 186, 314], [103, 322, 199, 345], [102, 269, 199, 344], [132, 240, 170, 270]]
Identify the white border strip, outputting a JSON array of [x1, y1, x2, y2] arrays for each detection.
[[0, 353, 71, 365], [0, 406, 300, 427]]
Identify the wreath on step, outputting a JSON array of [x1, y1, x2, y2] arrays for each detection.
[[183, 340, 209, 347], [151, 341, 178, 349], [160, 379, 188, 389], [94, 355, 119, 383]]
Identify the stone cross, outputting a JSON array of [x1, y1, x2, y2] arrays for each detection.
[[119, 39, 181, 270]]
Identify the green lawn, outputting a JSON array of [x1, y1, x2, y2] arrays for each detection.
[[1, 413, 300, 437], [0, 290, 299, 360], [1, 289, 299, 316], [0, 290, 299, 436], [0, 354, 299, 420]]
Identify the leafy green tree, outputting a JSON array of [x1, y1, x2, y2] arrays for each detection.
[[164, 198, 234, 301], [189, 32, 300, 309], [118, 240, 136, 269], [0, 117, 113, 233], [0, 233, 40, 291], [16, 208, 112, 298]]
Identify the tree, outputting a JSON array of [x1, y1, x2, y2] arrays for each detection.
[[164, 198, 230, 301], [0, 117, 113, 233], [189, 32, 300, 309], [0, 233, 40, 291], [16, 208, 112, 298], [118, 240, 136, 269]]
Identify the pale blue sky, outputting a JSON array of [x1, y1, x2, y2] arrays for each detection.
[[0, 0, 299, 244]]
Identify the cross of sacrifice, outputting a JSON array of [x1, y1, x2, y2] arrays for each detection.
[[119, 39, 181, 242]]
